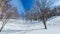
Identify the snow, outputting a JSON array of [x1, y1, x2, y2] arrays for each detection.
[[0, 16, 60, 34]]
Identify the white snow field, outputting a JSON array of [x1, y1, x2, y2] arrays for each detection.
[[0, 16, 60, 34]]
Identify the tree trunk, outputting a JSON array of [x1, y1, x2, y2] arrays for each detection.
[[42, 17, 47, 29], [0, 22, 5, 32], [43, 19, 47, 29], [0, 19, 7, 32]]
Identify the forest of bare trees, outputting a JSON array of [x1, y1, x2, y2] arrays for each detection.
[[0, 0, 60, 32]]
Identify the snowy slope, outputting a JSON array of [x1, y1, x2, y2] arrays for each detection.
[[0, 16, 60, 34]]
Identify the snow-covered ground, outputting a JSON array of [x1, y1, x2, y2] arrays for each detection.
[[0, 16, 60, 34]]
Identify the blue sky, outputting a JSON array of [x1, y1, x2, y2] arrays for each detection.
[[10, 0, 60, 15], [21, 0, 34, 10], [10, 0, 34, 15], [10, 0, 25, 15]]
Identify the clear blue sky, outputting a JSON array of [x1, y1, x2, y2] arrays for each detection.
[[10, 0, 34, 15], [10, 0, 60, 15]]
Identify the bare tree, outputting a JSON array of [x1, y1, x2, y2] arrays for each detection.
[[0, 0, 18, 32], [32, 0, 57, 29]]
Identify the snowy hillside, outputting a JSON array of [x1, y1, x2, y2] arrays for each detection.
[[0, 16, 60, 34]]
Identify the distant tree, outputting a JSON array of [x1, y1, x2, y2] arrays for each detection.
[[52, 6, 60, 16]]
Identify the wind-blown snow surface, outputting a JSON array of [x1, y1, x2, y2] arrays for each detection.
[[0, 16, 60, 34]]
